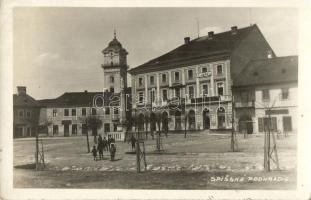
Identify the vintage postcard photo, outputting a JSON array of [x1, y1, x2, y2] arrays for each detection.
[[1, 1, 310, 200]]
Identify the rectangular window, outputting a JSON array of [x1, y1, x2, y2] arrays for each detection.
[[202, 67, 207, 73], [114, 107, 119, 115], [262, 89, 270, 101], [150, 90, 155, 103], [138, 77, 143, 87], [138, 92, 144, 104], [188, 85, 195, 98], [217, 65, 223, 75], [174, 71, 180, 82], [82, 124, 88, 135], [188, 70, 194, 80], [175, 88, 180, 98], [162, 89, 168, 101], [104, 123, 110, 132], [18, 110, 24, 118], [110, 76, 114, 83], [281, 88, 289, 100], [64, 109, 69, 116], [283, 116, 292, 132], [72, 124, 77, 135], [241, 91, 249, 102], [53, 109, 57, 117], [91, 108, 96, 115], [161, 74, 167, 83], [262, 117, 277, 132], [26, 111, 31, 118], [53, 125, 59, 135], [82, 108, 86, 116], [105, 107, 110, 115], [202, 84, 208, 96], [217, 82, 224, 96], [114, 124, 118, 132], [150, 76, 155, 85], [72, 109, 76, 116]]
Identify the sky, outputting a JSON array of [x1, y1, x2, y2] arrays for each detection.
[[13, 7, 298, 100]]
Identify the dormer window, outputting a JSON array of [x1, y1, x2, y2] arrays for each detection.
[[202, 67, 207, 73]]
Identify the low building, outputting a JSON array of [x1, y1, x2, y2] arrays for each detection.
[[233, 56, 298, 134], [129, 24, 276, 132], [38, 91, 125, 140], [13, 86, 41, 138]]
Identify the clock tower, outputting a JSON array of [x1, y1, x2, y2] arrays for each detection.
[[101, 30, 128, 93]]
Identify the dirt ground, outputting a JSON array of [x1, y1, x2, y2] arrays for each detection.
[[13, 132, 297, 189]]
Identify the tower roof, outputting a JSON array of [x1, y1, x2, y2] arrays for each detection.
[[102, 30, 128, 54]]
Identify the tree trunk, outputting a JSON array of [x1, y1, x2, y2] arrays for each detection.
[[35, 126, 39, 170]]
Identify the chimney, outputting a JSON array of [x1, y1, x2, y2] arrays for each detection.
[[84, 90, 88, 93], [208, 31, 214, 39], [17, 86, 26, 95], [184, 37, 190, 44], [267, 50, 273, 59], [231, 26, 238, 34]]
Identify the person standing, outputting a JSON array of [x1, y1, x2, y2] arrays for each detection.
[[91, 146, 97, 161], [103, 137, 108, 151], [109, 143, 116, 161], [130, 135, 136, 150]]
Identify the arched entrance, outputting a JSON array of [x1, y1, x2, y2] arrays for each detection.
[[175, 111, 182, 130], [150, 112, 157, 131], [188, 110, 196, 130], [239, 115, 253, 134], [217, 107, 226, 129], [138, 113, 145, 131], [162, 111, 169, 132], [203, 109, 210, 129]]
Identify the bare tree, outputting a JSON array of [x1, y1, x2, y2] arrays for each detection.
[[83, 115, 103, 151]]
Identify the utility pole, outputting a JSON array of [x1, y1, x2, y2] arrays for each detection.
[[230, 92, 238, 152]]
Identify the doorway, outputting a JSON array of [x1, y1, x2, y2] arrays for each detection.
[[203, 109, 210, 129]]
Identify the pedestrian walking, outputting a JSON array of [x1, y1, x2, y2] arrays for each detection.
[[110, 143, 116, 161], [91, 146, 97, 161]]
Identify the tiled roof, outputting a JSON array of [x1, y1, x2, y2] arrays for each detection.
[[38, 92, 107, 107], [233, 56, 298, 87], [129, 24, 258, 74], [13, 93, 40, 107]]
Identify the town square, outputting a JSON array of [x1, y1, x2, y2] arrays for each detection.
[[8, 7, 301, 191]]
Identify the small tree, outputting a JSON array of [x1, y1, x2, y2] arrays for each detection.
[[84, 115, 103, 147]]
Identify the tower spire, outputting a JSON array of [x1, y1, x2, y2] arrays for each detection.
[[114, 29, 116, 39]]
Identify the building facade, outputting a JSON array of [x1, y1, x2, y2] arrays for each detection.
[[37, 33, 130, 141], [233, 56, 298, 135], [129, 24, 275, 132], [13, 86, 41, 138]]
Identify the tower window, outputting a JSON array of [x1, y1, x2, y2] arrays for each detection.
[[111, 61, 113, 66], [217, 82, 224, 96], [110, 76, 114, 83]]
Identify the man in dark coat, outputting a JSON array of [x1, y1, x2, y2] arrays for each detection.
[[109, 143, 116, 161], [130, 135, 136, 150]]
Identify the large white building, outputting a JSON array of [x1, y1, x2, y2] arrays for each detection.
[[129, 24, 276, 132]]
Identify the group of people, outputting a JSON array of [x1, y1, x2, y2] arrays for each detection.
[[92, 135, 116, 161]]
